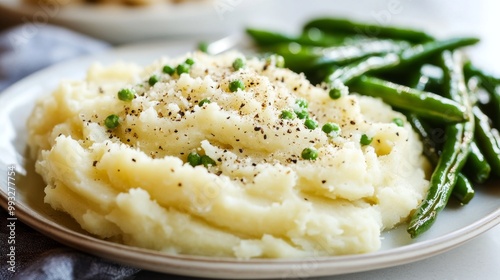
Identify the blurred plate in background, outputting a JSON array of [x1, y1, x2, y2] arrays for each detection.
[[0, 0, 265, 44]]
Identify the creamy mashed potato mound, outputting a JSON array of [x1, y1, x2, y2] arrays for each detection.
[[28, 51, 429, 258]]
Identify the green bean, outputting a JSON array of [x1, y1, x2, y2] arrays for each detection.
[[473, 106, 500, 176], [377, 37, 479, 83], [464, 62, 500, 128], [349, 76, 468, 123], [246, 27, 346, 47], [303, 17, 434, 43], [406, 114, 478, 201], [408, 123, 472, 237], [407, 69, 487, 185], [464, 62, 500, 86], [463, 140, 491, 183], [324, 37, 478, 87], [398, 37, 478, 66], [268, 39, 410, 73], [453, 173, 475, 204], [410, 65, 444, 93], [325, 54, 400, 85], [405, 113, 441, 163], [407, 51, 474, 238]]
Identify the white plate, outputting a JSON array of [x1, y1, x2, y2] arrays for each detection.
[[0, 0, 264, 44], [1, 39, 500, 279]]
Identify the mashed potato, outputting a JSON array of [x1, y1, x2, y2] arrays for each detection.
[[27, 51, 429, 258]]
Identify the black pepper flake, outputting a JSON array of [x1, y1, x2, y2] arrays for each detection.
[[350, 120, 356, 125], [321, 180, 326, 184], [239, 148, 243, 153], [396, 132, 400, 136], [132, 158, 136, 162], [254, 126, 261, 131], [178, 183, 182, 187], [92, 161, 97, 167]]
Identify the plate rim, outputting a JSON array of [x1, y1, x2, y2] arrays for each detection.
[[1, 190, 499, 279]]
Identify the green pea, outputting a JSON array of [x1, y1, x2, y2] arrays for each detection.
[[148, 75, 159, 86], [104, 114, 120, 129], [276, 55, 285, 68], [229, 79, 245, 92], [322, 122, 341, 136], [295, 109, 308, 119], [393, 117, 404, 127], [280, 110, 295, 120], [117, 88, 135, 101], [301, 147, 318, 160], [267, 54, 285, 68], [185, 58, 195, 65], [295, 98, 308, 109], [176, 63, 191, 75], [304, 118, 318, 130], [162, 65, 175, 75], [232, 58, 245, 71], [201, 155, 216, 167], [329, 88, 342, 99], [198, 98, 211, 107], [360, 134, 373, 145], [187, 152, 202, 167]]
